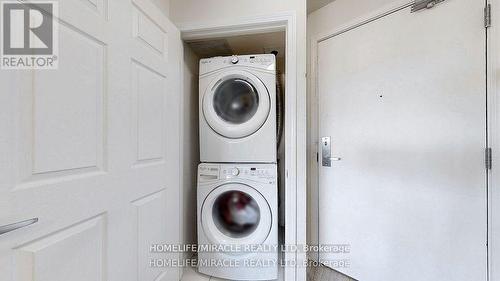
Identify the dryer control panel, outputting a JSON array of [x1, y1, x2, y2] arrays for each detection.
[[199, 54, 276, 74], [198, 164, 277, 184]]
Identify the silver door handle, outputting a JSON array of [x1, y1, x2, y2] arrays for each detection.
[[0, 218, 38, 235], [322, 136, 343, 167]]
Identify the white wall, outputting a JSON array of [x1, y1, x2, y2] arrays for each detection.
[[307, 0, 401, 37], [169, 0, 304, 26], [180, 43, 200, 265]]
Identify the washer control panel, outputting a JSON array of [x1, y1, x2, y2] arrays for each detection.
[[198, 165, 220, 182], [198, 164, 277, 184]]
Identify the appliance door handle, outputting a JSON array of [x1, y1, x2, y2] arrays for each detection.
[[329, 157, 342, 161], [0, 218, 38, 235]]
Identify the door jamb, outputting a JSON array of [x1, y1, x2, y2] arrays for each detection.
[[487, 1, 498, 280], [177, 11, 304, 281]]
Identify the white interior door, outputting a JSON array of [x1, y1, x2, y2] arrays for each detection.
[[0, 0, 182, 280], [317, 1, 487, 280]]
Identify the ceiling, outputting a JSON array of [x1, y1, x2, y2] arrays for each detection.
[[308, 0, 336, 14], [186, 31, 286, 74]]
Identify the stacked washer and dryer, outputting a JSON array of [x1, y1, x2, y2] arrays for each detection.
[[197, 54, 279, 280]]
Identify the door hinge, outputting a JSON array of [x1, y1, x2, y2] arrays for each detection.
[[485, 4, 492, 28], [411, 0, 446, 13], [485, 148, 492, 170]]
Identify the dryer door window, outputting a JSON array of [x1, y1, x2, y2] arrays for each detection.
[[213, 78, 259, 124], [203, 71, 271, 139], [212, 190, 260, 238]]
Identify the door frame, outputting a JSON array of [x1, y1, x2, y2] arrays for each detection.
[[487, 1, 499, 280], [176, 11, 306, 281], [308, 0, 496, 279]]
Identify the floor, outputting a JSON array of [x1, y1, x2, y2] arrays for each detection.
[[307, 264, 356, 281], [180, 267, 212, 281], [181, 264, 355, 281], [181, 266, 282, 281]]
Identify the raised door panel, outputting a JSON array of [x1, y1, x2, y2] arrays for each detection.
[[32, 24, 106, 175], [15, 0, 110, 187], [14, 216, 106, 281], [78, 0, 108, 18], [133, 7, 166, 56], [131, 61, 166, 165], [131, 4, 168, 77], [132, 190, 174, 281]]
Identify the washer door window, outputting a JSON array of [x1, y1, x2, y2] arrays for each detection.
[[203, 71, 271, 139], [202, 183, 272, 246], [212, 190, 260, 238]]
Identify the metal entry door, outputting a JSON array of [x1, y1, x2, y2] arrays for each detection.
[[317, 1, 488, 280]]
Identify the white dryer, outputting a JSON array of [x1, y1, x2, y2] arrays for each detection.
[[199, 55, 276, 163], [197, 163, 278, 280]]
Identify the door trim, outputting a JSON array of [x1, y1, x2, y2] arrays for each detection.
[[177, 12, 305, 281], [308, 0, 493, 279], [487, 1, 498, 280]]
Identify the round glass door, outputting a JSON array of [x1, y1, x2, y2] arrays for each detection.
[[212, 190, 260, 238], [213, 79, 260, 124], [202, 71, 271, 139], [201, 183, 272, 245]]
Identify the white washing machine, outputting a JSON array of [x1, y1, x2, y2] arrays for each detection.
[[199, 54, 276, 163], [197, 163, 278, 280]]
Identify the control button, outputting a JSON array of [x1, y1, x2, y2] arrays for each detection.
[[231, 55, 239, 64], [231, 168, 240, 176]]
